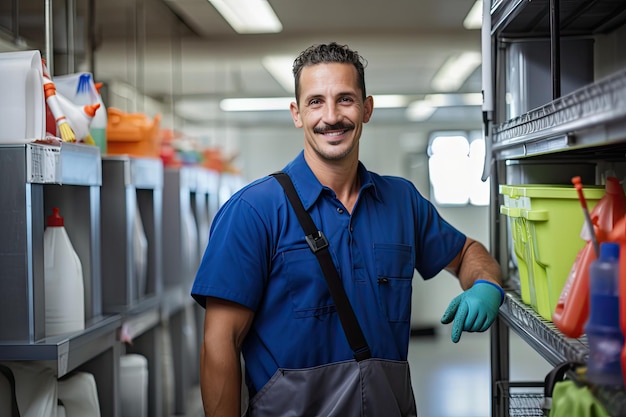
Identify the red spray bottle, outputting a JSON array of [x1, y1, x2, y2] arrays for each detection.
[[553, 177, 626, 338]]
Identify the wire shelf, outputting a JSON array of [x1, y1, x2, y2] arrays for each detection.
[[509, 393, 545, 417], [500, 291, 626, 417], [500, 291, 589, 366], [496, 380, 545, 417]]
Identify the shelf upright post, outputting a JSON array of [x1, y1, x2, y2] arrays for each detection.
[[161, 166, 201, 415], [550, 0, 561, 100]]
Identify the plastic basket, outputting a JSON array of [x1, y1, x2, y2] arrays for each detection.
[[500, 184, 605, 321]]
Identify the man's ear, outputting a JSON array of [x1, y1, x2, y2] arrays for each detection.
[[363, 96, 374, 123], [290, 102, 303, 128]]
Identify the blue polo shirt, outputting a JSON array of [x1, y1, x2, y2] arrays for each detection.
[[191, 151, 466, 396]]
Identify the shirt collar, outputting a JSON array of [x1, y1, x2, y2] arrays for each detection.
[[282, 151, 381, 210]]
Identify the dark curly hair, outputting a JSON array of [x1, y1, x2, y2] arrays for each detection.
[[292, 42, 367, 104]]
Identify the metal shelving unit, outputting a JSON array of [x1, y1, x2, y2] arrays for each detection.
[[0, 142, 123, 416], [0, 314, 120, 375], [100, 155, 165, 417], [101, 156, 163, 312], [500, 292, 588, 364], [487, 0, 626, 416], [506, 393, 544, 417], [162, 166, 199, 315], [162, 166, 202, 415], [0, 143, 221, 416], [190, 168, 220, 387], [496, 290, 626, 416], [492, 70, 626, 161]]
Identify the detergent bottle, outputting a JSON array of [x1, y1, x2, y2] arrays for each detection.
[[608, 214, 626, 384], [90, 82, 108, 155], [553, 177, 625, 337], [43, 207, 85, 336], [585, 242, 623, 386], [52, 72, 106, 148]]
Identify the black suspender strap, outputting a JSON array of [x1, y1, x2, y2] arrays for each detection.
[[271, 172, 371, 361]]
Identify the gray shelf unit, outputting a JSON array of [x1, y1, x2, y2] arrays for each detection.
[[491, 70, 626, 161], [193, 168, 219, 267], [100, 156, 164, 313], [123, 305, 164, 417], [189, 167, 219, 387], [0, 142, 122, 416], [162, 166, 203, 415], [100, 155, 164, 417], [487, 1, 626, 416], [161, 166, 199, 315]]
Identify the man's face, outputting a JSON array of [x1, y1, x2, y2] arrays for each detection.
[[290, 63, 373, 162]]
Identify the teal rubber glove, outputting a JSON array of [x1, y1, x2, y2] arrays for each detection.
[[441, 280, 504, 343]]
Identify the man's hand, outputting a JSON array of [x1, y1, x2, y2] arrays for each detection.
[[441, 280, 504, 343]]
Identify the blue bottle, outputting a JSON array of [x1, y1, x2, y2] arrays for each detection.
[[585, 242, 624, 386]]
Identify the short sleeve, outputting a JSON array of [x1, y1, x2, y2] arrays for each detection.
[[191, 194, 271, 311], [412, 187, 466, 279]]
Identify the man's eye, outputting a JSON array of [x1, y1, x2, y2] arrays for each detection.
[[340, 97, 354, 103], [309, 99, 321, 106]]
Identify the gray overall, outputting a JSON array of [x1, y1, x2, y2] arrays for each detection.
[[249, 173, 419, 416], [247, 358, 417, 416]]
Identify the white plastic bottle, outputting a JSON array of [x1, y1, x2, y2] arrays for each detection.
[[43, 207, 85, 336], [120, 354, 149, 417], [89, 83, 107, 155]]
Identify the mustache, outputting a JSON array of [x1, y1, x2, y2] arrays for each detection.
[[313, 122, 355, 134]]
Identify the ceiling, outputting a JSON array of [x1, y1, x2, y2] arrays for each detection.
[[92, 0, 484, 127], [3, 0, 484, 128]]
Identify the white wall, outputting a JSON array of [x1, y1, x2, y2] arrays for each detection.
[[238, 126, 429, 180], [411, 205, 489, 328], [404, 152, 490, 328]]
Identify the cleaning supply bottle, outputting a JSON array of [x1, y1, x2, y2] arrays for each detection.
[[608, 215, 626, 384], [90, 82, 108, 155], [585, 242, 623, 386], [553, 177, 626, 337], [43, 207, 85, 336]]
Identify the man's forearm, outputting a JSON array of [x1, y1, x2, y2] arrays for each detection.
[[200, 342, 243, 417], [456, 239, 503, 290]]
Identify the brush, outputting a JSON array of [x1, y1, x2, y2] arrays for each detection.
[[572, 176, 600, 257]]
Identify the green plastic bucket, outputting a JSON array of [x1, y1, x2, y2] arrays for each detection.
[[500, 184, 605, 321]]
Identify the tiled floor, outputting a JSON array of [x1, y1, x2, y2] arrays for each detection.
[[409, 325, 552, 417]]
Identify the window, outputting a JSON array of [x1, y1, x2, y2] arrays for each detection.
[[427, 131, 490, 206]]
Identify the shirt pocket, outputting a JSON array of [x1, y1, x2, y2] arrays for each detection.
[[374, 243, 414, 323], [282, 247, 335, 319]]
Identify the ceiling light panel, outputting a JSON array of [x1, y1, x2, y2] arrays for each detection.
[[220, 97, 293, 111], [463, 0, 483, 30], [431, 52, 482, 92], [220, 95, 413, 112], [406, 100, 436, 121], [262, 56, 295, 92], [208, 0, 283, 34]]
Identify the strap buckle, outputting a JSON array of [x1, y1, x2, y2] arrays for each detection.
[[353, 346, 372, 362], [305, 231, 329, 253]]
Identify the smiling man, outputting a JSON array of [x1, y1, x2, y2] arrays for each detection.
[[191, 42, 503, 417]]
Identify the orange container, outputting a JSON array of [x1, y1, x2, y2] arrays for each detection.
[[553, 177, 626, 337], [106, 108, 161, 158]]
